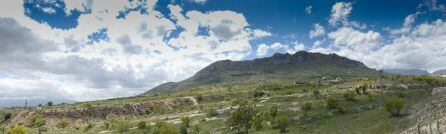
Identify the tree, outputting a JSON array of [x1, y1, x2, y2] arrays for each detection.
[[384, 98, 404, 117], [7, 125, 26, 134], [276, 116, 289, 133], [301, 101, 312, 116], [3, 113, 12, 122], [30, 115, 46, 128], [57, 118, 69, 128], [227, 99, 257, 134], [47, 101, 53, 107]]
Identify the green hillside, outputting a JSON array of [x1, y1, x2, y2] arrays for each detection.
[[146, 51, 377, 93]]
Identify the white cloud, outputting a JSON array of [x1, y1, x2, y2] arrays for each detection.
[[192, 0, 207, 4], [389, 12, 420, 35], [256, 44, 270, 56], [329, 2, 352, 27], [305, 5, 312, 15], [309, 23, 325, 38], [41, 7, 56, 14], [0, 0, 268, 102]]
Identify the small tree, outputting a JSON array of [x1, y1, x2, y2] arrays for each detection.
[[326, 98, 339, 109], [30, 115, 46, 128], [3, 113, 12, 122], [301, 101, 312, 116], [47, 101, 53, 107], [181, 116, 191, 128], [227, 99, 257, 134], [264, 105, 278, 122], [7, 125, 27, 134], [276, 116, 289, 133], [57, 118, 69, 129], [384, 98, 404, 117], [206, 108, 219, 117]]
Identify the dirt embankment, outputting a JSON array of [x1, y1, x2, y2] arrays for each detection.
[[402, 87, 446, 133]]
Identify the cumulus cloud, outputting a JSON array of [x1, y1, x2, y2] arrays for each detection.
[[256, 44, 270, 56], [329, 2, 352, 27], [256, 42, 305, 57], [309, 23, 325, 38], [388, 12, 420, 35]]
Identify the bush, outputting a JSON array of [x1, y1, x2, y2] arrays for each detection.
[[326, 98, 339, 109], [137, 121, 147, 129], [7, 125, 27, 134], [153, 122, 177, 134], [252, 90, 266, 98], [252, 114, 263, 131], [301, 101, 312, 116], [343, 91, 356, 101], [181, 116, 191, 128], [264, 105, 278, 122], [29, 115, 46, 128], [103, 121, 110, 129], [180, 125, 188, 134], [3, 113, 12, 122], [367, 92, 378, 102], [206, 108, 219, 117], [398, 92, 406, 98], [111, 118, 131, 133], [384, 98, 404, 117], [84, 123, 94, 132], [227, 99, 257, 133], [312, 90, 321, 99], [276, 116, 289, 133], [57, 118, 69, 129]]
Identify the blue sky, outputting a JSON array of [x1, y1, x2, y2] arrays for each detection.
[[0, 0, 446, 104]]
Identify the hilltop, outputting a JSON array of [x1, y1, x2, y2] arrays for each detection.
[[145, 51, 377, 93]]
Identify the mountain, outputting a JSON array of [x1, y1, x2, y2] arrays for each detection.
[[143, 51, 377, 94], [384, 69, 429, 76], [433, 69, 446, 76]]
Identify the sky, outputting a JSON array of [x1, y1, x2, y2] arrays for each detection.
[[0, 0, 445, 106]]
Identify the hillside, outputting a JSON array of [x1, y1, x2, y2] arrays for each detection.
[[433, 69, 446, 76], [145, 51, 377, 93]]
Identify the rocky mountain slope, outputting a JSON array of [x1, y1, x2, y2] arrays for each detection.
[[384, 69, 429, 76], [144, 51, 377, 93]]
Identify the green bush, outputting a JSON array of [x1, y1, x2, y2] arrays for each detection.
[[367, 92, 378, 102], [47, 101, 53, 107], [111, 118, 131, 133], [276, 116, 289, 133], [84, 123, 94, 132], [326, 98, 339, 109], [103, 121, 110, 129], [153, 122, 177, 134], [398, 92, 406, 98], [56, 118, 69, 129], [264, 105, 278, 122], [343, 91, 356, 101], [181, 116, 191, 128], [312, 90, 321, 99], [384, 98, 404, 117], [7, 125, 27, 134], [206, 108, 219, 117], [252, 114, 263, 131], [3, 113, 12, 122], [227, 99, 257, 133], [29, 115, 46, 128], [301, 101, 312, 116], [137, 121, 147, 129]]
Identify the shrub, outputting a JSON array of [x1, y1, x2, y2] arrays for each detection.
[[153, 122, 177, 134], [301, 101, 312, 116], [276, 116, 289, 133], [367, 92, 378, 102], [312, 90, 321, 99], [252, 114, 263, 131], [343, 91, 356, 101], [252, 90, 266, 98], [180, 125, 188, 134], [326, 98, 339, 109], [3, 113, 12, 122], [206, 109, 219, 117], [384, 98, 404, 117], [7, 125, 27, 134], [29, 115, 46, 128], [181, 116, 191, 128], [57, 118, 69, 129], [111, 118, 131, 133], [398, 92, 406, 98], [103, 121, 110, 129], [137, 121, 147, 129], [84, 123, 94, 132], [264, 105, 278, 122]]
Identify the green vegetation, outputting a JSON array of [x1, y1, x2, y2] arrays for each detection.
[[111, 118, 131, 133], [56, 118, 69, 128], [227, 99, 257, 133], [301, 101, 312, 116], [47, 101, 53, 107], [7, 125, 27, 134], [343, 91, 356, 101], [276, 116, 289, 133], [384, 98, 404, 117]]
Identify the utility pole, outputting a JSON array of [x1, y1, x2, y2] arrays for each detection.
[[379, 69, 384, 105], [25, 99, 28, 109]]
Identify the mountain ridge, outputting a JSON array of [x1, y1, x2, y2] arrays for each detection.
[[143, 51, 377, 94]]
